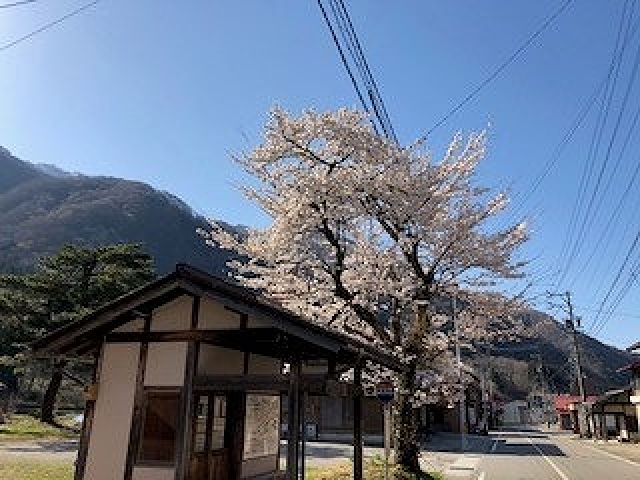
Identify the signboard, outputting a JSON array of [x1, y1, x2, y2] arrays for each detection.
[[243, 394, 280, 460], [375, 380, 395, 403]]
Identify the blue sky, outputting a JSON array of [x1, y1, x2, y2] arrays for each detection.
[[1, 0, 639, 350]]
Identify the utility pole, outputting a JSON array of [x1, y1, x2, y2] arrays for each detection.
[[539, 355, 550, 428], [548, 290, 590, 437], [565, 291, 591, 437], [531, 352, 550, 427]]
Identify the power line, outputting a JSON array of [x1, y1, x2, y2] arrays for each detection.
[[555, 0, 638, 287], [317, 0, 371, 128], [567, 111, 640, 289], [317, 0, 398, 143], [592, 252, 640, 336], [588, 231, 639, 334], [0, 0, 37, 9], [508, 77, 605, 223], [415, 0, 574, 143], [563, 16, 640, 286], [333, 0, 397, 142], [0, 0, 101, 54]]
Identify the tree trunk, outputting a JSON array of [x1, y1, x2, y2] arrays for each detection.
[[395, 359, 420, 474], [41, 359, 67, 425]]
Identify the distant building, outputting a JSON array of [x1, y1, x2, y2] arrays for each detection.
[[591, 387, 637, 441], [589, 341, 640, 442], [500, 400, 529, 426], [553, 394, 597, 433]]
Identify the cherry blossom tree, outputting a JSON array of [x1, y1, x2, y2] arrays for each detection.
[[205, 107, 528, 473]]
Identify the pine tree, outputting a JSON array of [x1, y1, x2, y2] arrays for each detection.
[[0, 243, 155, 424]]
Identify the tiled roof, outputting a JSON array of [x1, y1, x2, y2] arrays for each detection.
[[553, 394, 598, 412]]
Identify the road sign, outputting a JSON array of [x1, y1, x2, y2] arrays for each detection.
[[375, 380, 395, 403]]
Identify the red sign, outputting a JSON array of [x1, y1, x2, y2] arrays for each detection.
[[375, 380, 395, 403]]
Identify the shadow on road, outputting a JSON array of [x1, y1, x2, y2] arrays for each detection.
[[488, 440, 566, 457], [421, 429, 567, 457]]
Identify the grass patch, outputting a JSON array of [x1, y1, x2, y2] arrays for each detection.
[[306, 456, 443, 480], [0, 414, 80, 442], [0, 458, 73, 480]]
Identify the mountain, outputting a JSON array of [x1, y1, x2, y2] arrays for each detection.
[[0, 147, 236, 274], [480, 310, 634, 400], [31, 163, 77, 178], [0, 147, 46, 194], [0, 147, 632, 398]]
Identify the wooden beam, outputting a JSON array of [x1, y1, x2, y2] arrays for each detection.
[[226, 391, 246, 480], [123, 316, 151, 479], [194, 373, 329, 394], [106, 329, 262, 343], [73, 347, 103, 480], [33, 280, 183, 356], [300, 390, 307, 476], [287, 361, 301, 480], [176, 296, 200, 480], [353, 362, 363, 480], [178, 281, 344, 355]]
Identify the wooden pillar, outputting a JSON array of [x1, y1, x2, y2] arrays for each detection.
[[124, 315, 151, 480], [226, 392, 246, 480], [176, 296, 200, 480], [353, 362, 363, 480], [74, 347, 103, 480], [300, 390, 306, 476], [287, 360, 301, 480]]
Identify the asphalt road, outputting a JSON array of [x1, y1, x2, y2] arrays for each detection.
[[473, 430, 640, 480]]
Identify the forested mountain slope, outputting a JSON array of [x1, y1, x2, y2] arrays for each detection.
[[1, 147, 632, 399], [0, 147, 234, 274]]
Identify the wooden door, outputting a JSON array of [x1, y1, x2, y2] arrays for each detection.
[[190, 394, 230, 480]]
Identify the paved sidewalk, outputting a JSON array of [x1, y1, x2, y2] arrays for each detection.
[[570, 436, 640, 465], [420, 432, 494, 479], [0, 439, 78, 462], [279, 433, 492, 477], [539, 423, 640, 466]]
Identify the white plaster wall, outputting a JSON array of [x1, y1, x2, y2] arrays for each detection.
[[144, 342, 188, 386], [247, 353, 281, 375], [198, 297, 241, 329], [113, 318, 145, 333], [197, 344, 244, 375], [241, 455, 278, 478], [151, 295, 193, 331], [132, 466, 175, 480], [84, 343, 140, 480]]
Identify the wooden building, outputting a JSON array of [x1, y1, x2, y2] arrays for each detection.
[[31, 264, 404, 480], [591, 387, 638, 441], [590, 347, 640, 442]]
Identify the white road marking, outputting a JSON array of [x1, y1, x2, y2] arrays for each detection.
[[578, 441, 640, 468], [528, 437, 570, 480]]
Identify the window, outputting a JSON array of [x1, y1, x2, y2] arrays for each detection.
[[193, 395, 209, 453], [211, 395, 227, 450], [138, 391, 181, 464], [192, 394, 227, 454]]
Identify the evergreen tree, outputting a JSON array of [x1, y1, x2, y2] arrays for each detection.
[[0, 243, 155, 423]]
